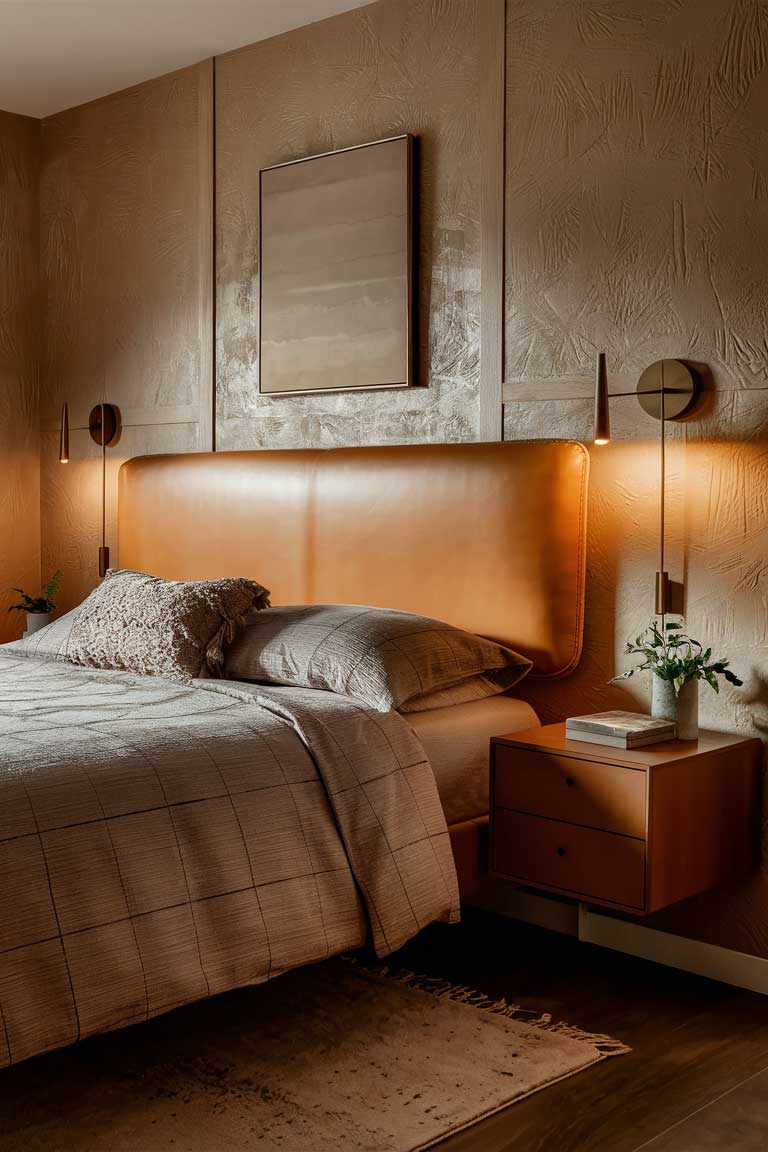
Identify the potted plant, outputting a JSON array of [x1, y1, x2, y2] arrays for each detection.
[[611, 619, 743, 740], [8, 571, 63, 637]]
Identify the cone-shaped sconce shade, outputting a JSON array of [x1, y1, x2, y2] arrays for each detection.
[[594, 352, 610, 445], [58, 403, 69, 463]]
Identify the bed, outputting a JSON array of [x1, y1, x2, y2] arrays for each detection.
[[0, 440, 587, 1068]]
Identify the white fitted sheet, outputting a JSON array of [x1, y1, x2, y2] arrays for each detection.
[[406, 695, 539, 825]]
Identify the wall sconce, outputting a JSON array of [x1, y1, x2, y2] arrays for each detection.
[[58, 403, 69, 464], [593, 355, 701, 616], [58, 402, 122, 577]]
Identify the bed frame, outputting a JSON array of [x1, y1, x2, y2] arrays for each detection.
[[118, 441, 589, 897]]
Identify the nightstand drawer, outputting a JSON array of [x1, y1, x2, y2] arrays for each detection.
[[493, 809, 646, 909], [493, 747, 646, 839]]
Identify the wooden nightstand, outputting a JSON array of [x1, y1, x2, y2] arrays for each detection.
[[490, 723, 761, 915]]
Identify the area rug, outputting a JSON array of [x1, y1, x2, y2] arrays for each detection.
[[2, 959, 629, 1152]]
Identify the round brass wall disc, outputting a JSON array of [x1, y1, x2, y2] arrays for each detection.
[[637, 359, 698, 421], [88, 403, 121, 447]]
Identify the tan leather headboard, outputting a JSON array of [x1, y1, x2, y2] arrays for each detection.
[[118, 441, 588, 678]]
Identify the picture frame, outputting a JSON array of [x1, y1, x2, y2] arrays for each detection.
[[258, 134, 413, 396]]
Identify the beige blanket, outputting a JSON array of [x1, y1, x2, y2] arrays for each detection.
[[0, 653, 459, 1068]]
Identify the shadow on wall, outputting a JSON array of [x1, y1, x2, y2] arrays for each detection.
[[739, 672, 768, 735], [517, 438, 674, 724], [681, 436, 768, 740]]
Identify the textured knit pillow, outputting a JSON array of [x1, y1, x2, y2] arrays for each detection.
[[67, 569, 270, 683], [222, 604, 532, 712]]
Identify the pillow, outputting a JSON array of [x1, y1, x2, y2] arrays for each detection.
[[222, 604, 532, 712], [66, 569, 270, 683], [398, 676, 523, 714], [3, 606, 82, 662]]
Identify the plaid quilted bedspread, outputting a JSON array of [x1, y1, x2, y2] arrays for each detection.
[[0, 653, 459, 1068]]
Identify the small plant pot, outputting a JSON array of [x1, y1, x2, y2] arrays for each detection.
[[24, 612, 51, 637], [651, 677, 699, 741]]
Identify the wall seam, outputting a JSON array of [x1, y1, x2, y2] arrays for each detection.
[[478, 0, 505, 443]]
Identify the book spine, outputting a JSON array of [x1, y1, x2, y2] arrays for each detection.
[[566, 730, 627, 748], [566, 721, 674, 739], [626, 732, 675, 748], [566, 721, 623, 736], [567, 729, 673, 749]]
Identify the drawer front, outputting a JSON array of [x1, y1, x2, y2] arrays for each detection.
[[493, 746, 646, 839], [493, 809, 646, 909]]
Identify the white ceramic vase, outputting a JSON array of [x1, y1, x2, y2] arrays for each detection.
[[24, 612, 50, 637], [651, 676, 699, 741]]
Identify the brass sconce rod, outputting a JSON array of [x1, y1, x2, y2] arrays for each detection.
[[58, 402, 122, 578], [593, 356, 700, 619], [657, 363, 669, 618], [99, 403, 108, 578]]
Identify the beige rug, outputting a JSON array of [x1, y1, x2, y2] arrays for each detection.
[[2, 960, 628, 1152]]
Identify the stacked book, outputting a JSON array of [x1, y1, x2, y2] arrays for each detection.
[[565, 711, 676, 749]]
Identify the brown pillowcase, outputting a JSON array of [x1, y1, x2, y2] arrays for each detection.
[[222, 604, 532, 712], [66, 569, 270, 683]]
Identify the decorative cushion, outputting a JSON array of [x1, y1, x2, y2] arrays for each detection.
[[65, 569, 270, 683], [3, 607, 82, 662], [222, 604, 533, 712]]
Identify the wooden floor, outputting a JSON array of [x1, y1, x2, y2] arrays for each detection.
[[4, 909, 768, 1150], [392, 909, 768, 1151]]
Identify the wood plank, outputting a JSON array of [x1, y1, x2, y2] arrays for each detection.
[[40, 404, 200, 430], [503, 375, 642, 402], [197, 56, 215, 451], [647, 743, 760, 912], [493, 745, 647, 838], [493, 809, 646, 909], [502, 378, 768, 403], [478, 0, 505, 442], [638, 1065, 768, 1150], [494, 723, 757, 769], [397, 912, 768, 1152], [4, 909, 768, 1152]]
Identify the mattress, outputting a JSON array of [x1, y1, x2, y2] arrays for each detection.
[[406, 695, 538, 825]]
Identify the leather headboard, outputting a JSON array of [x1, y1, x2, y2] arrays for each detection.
[[118, 441, 588, 678]]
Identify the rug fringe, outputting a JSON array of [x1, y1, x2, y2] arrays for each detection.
[[348, 960, 631, 1057]]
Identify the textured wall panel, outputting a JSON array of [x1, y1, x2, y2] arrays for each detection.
[[0, 112, 40, 641], [504, 0, 768, 394], [39, 64, 212, 613], [504, 0, 768, 956], [22, 0, 768, 959], [215, 0, 482, 450]]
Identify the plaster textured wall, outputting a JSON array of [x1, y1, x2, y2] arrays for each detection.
[[39, 64, 211, 612], [23, 0, 768, 956], [0, 112, 40, 641], [215, 0, 481, 449], [503, 0, 768, 954]]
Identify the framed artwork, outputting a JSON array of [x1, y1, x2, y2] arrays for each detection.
[[259, 134, 413, 396]]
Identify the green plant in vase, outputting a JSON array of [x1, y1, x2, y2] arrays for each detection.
[[8, 570, 63, 636], [611, 620, 743, 740]]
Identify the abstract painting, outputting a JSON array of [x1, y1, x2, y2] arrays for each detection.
[[259, 135, 413, 395]]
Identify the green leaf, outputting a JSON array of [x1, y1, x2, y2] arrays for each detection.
[[618, 619, 740, 693]]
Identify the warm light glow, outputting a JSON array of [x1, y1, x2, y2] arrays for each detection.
[[594, 438, 609, 446], [59, 456, 69, 464]]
